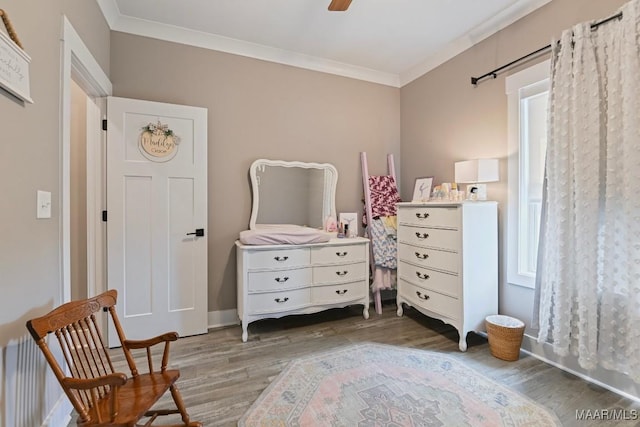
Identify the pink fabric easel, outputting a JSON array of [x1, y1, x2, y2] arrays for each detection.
[[360, 152, 398, 315]]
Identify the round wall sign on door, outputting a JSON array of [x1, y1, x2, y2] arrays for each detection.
[[139, 120, 181, 162]]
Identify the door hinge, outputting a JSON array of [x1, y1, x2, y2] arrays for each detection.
[[102, 119, 107, 131], [102, 210, 107, 222]]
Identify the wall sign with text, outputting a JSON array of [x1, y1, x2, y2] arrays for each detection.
[[139, 121, 181, 162], [0, 28, 32, 103]]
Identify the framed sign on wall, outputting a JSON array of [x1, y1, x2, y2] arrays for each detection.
[[0, 9, 32, 103]]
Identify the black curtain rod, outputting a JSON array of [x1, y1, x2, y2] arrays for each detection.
[[470, 11, 623, 86]]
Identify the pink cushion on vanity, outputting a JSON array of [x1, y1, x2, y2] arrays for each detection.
[[239, 225, 332, 245]]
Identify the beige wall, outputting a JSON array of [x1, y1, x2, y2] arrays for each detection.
[[0, 1, 109, 424], [400, 0, 633, 392], [110, 32, 401, 311], [61, 0, 111, 76], [0, 0, 108, 340]]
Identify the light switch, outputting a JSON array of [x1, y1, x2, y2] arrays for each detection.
[[37, 190, 52, 219]]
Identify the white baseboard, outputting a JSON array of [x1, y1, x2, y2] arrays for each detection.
[[521, 334, 640, 403], [208, 309, 238, 330], [42, 394, 72, 427]]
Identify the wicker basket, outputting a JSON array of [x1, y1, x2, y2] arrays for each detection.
[[485, 315, 525, 361]]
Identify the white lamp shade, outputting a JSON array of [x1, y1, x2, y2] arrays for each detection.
[[454, 159, 499, 183]]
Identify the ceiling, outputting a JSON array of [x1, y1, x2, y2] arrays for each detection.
[[97, 0, 551, 87]]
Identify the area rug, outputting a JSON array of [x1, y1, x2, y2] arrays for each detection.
[[238, 343, 559, 426]]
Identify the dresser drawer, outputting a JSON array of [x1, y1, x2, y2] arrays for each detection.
[[400, 280, 459, 320], [311, 281, 366, 304], [313, 262, 367, 285], [246, 248, 310, 270], [247, 267, 312, 292], [247, 288, 310, 314], [398, 261, 459, 298], [397, 226, 460, 252], [398, 206, 460, 228], [397, 244, 459, 273], [311, 244, 366, 264]]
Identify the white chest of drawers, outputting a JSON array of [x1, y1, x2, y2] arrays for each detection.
[[236, 237, 370, 342], [396, 202, 498, 351]]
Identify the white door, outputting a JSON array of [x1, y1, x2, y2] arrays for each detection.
[[106, 96, 208, 346]]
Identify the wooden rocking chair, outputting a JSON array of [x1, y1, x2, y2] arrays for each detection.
[[26, 290, 201, 427]]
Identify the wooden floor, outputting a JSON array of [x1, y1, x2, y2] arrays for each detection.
[[72, 302, 640, 426]]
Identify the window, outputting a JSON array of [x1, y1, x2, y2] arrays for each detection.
[[506, 60, 549, 288]]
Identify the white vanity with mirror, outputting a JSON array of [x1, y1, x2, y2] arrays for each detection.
[[236, 159, 370, 342]]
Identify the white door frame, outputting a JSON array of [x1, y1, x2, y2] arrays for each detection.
[[61, 16, 112, 303], [85, 96, 106, 300]]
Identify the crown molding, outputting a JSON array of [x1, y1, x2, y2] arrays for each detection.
[[97, 0, 120, 28], [400, 0, 552, 86], [98, 0, 551, 89], [97, 1, 399, 87]]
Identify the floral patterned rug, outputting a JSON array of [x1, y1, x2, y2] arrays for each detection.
[[238, 343, 559, 426]]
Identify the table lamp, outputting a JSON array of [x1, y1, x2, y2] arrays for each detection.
[[454, 158, 499, 200]]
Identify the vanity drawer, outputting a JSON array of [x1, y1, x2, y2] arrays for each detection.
[[313, 262, 367, 285], [247, 267, 312, 292], [246, 248, 310, 270], [311, 244, 366, 264], [397, 244, 459, 273], [311, 281, 366, 304], [400, 280, 459, 320], [398, 261, 459, 298], [247, 288, 310, 314], [398, 206, 460, 229], [397, 226, 460, 252]]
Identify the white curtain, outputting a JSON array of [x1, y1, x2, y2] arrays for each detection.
[[536, 0, 640, 380]]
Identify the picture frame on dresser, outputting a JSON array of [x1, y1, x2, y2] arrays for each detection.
[[412, 176, 433, 202], [339, 212, 358, 237]]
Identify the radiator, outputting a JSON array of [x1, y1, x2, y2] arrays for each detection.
[[3, 335, 71, 427]]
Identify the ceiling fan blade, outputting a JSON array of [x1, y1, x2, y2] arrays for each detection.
[[328, 0, 352, 11]]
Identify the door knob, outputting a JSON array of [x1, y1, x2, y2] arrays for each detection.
[[186, 228, 205, 237]]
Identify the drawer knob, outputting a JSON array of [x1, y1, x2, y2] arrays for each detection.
[[335, 251, 348, 257], [274, 277, 289, 283], [416, 291, 430, 300], [415, 232, 429, 239], [414, 252, 429, 260], [416, 272, 430, 280], [274, 297, 289, 303], [415, 212, 430, 219], [335, 289, 348, 295], [336, 271, 349, 276], [274, 256, 289, 262]]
